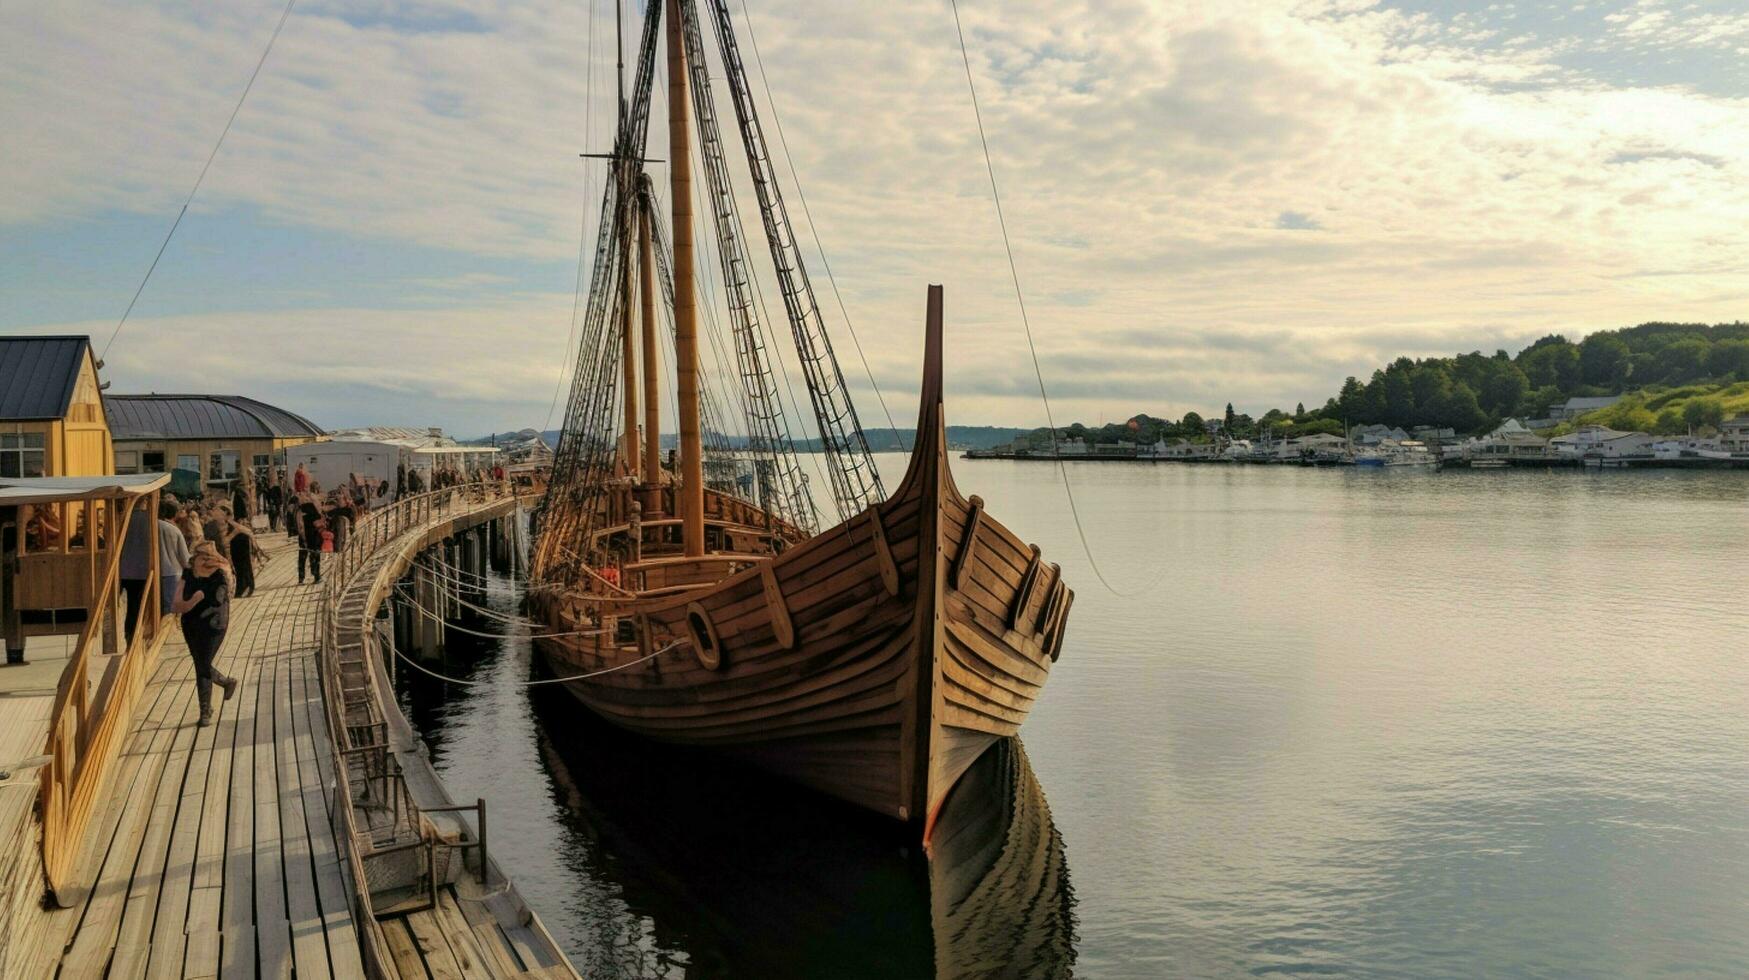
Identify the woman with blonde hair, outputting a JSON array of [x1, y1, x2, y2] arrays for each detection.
[[174, 540, 240, 726]]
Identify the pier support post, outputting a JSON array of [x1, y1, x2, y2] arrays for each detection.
[[415, 564, 443, 661]]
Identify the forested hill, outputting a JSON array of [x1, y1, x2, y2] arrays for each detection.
[[1318, 320, 1749, 434], [1003, 320, 1749, 449]]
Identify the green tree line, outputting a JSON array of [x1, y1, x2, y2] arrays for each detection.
[[1323, 321, 1749, 434], [1021, 320, 1749, 447]]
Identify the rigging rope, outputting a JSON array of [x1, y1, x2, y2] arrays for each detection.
[[948, 0, 1164, 599], [736, 0, 902, 445], [103, 0, 299, 360], [544, 0, 602, 434]]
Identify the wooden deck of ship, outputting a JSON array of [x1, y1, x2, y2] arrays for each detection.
[[0, 494, 574, 977]]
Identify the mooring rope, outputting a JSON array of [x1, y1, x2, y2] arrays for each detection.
[[402, 574, 531, 627], [949, 0, 1167, 598], [390, 583, 604, 639], [408, 555, 503, 595], [385, 629, 688, 688]]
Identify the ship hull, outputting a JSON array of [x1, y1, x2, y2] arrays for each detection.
[[530, 286, 1071, 826]]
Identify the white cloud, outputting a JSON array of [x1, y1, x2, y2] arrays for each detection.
[[4, 0, 1749, 430]]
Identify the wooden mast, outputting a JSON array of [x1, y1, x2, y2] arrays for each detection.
[[667, 0, 704, 556], [638, 191, 662, 507], [618, 189, 640, 475]]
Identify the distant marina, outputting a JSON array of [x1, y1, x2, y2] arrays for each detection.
[[964, 396, 1749, 471]]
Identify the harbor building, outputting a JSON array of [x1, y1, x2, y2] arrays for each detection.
[[293, 426, 500, 496], [0, 336, 113, 478], [1547, 395, 1623, 421], [1720, 415, 1749, 454], [106, 394, 325, 485]]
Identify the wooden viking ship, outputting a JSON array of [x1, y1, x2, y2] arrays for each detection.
[[529, 0, 1072, 831]]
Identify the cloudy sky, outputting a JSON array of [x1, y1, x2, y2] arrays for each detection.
[[4, 0, 1748, 436]]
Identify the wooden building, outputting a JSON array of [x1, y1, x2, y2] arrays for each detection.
[[106, 394, 324, 485], [0, 336, 113, 478]]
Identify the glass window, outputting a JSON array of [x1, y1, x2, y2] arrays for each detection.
[[209, 450, 239, 482], [177, 454, 200, 473], [143, 451, 166, 472], [0, 432, 46, 478], [115, 450, 140, 475]]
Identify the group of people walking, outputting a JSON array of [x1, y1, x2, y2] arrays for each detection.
[[279, 462, 377, 584], [108, 456, 508, 727]]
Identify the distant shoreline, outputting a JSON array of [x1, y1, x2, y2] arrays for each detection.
[[958, 449, 1749, 471]]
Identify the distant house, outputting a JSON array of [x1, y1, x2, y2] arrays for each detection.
[[107, 394, 325, 485], [1150, 438, 1214, 459], [0, 335, 112, 478], [329, 425, 451, 447], [1550, 425, 1652, 458], [1351, 423, 1409, 446], [1548, 425, 1627, 456], [1470, 430, 1549, 461], [1548, 395, 1622, 420], [1296, 433, 1349, 453], [1719, 415, 1749, 454], [1593, 432, 1654, 458]]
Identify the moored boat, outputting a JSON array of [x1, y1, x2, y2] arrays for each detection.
[[528, 0, 1071, 832]]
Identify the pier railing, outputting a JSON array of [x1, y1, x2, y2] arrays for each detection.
[[30, 480, 171, 904], [321, 481, 510, 601], [310, 481, 519, 961]]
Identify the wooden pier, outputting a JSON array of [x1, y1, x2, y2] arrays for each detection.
[[0, 484, 576, 977]]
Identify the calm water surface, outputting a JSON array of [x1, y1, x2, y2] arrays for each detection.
[[399, 457, 1749, 977]]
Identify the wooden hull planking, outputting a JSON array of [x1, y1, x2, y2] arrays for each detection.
[[531, 285, 1072, 825]]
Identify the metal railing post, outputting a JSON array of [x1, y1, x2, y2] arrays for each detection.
[[476, 797, 488, 886]]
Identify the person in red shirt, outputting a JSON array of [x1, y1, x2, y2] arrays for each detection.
[[292, 462, 309, 494]]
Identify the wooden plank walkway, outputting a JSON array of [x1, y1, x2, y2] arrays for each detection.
[[37, 530, 370, 978], [23, 499, 571, 979]]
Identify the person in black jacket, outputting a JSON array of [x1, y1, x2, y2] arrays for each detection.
[[175, 540, 240, 726], [296, 491, 325, 584]]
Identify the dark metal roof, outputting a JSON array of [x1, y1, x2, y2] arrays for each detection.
[[0, 335, 91, 420], [106, 394, 324, 441]]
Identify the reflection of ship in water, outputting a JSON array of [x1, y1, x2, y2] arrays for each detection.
[[522, 683, 1076, 978], [929, 740, 1077, 979]]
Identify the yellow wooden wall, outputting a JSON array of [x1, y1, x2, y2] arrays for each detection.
[[61, 352, 112, 476]]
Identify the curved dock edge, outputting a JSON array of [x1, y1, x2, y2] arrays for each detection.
[[319, 486, 578, 978]]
